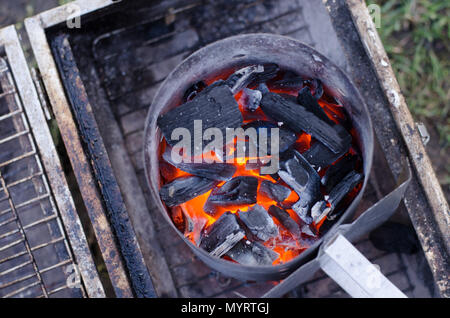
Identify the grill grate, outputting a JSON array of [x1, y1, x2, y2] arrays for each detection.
[[0, 56, 84, 298]]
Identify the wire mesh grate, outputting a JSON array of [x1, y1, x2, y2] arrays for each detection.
[[0, 56, 85, 298]]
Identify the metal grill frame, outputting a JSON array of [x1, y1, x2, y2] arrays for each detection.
[[0, 25, 104, 298], [25, 0, 156, 298], [22, 0, 449, 297]]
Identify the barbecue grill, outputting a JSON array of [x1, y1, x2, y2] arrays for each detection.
[[0, 0, 446, 298]]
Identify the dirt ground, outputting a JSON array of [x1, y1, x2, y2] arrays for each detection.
[[0, 0, 448, 202]]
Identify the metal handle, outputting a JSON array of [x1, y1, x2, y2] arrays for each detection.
[[262, 164, 412, 298], [320, 233, 406, 298]]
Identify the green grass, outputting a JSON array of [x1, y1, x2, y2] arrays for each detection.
[[367, 0, 450, 188], [58, 0, 74, 5]]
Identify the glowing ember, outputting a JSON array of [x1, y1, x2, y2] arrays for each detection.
[[157, 65, 363, 266]]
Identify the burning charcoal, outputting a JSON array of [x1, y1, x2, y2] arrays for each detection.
[[301, 224, 316, 237], [162, 148, 236, 181], [283, 70, 300, 78], [278, 93, 298, 104], [170, 206, 187, 232], [238, 204, 279, 242], [312, 171, 362, 227], [171, 206, 206, 245], [302, 125, 352, 169], [321, 155, 357, 192], [225, 65, 264, 94], [335, 124, 352, 145], [292, 201, 313, 225], [183, 81, 207, 102], [302, 142, 340, 169], [272, 76, 304, 90], [242, 120, 297, 154], [157, 85, 243, 148], [315, 171, 362, 226], [199, 212, 245, 257], [204, 176, 258, 214], [278, 150, 320, 224], [303, 78, 324, 100], [328, 170, 363, 209], [260, 91, 351, 154], [260, 181, 291, 203], [258, 169, 281, 182], [226, 64, 279, 94], [243, 163, 276, 176], [252, 63, 280, 84], [239, 88, 262, 112], [297, 86, 333, 125], [269, 173, 280, 182], [201, 79, 226, 94], [243, 161, 259, 171], [244, 158, 271, 171], [257, 83, 270, 94], [310, 200, 331, 224], [159, 160, 179, 181], [159, 176, 217, 207], [226, 240, 278, 266], [268, 205, 301, 238], [278, 201, 295, 211], [191, 217, 207, 246]]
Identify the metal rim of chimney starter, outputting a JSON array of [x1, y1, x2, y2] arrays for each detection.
[[144, 33, 374, 281]]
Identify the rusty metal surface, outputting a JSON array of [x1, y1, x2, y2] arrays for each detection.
[[324, 0, 449, 297], [24, 16, 134, 298], [0, 25, 104, 298], [50, 34, 156, 298], [346, 0, 449, 297]]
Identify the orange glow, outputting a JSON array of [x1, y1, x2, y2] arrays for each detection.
[[319, 100, 346, 124], [180, 191, 217, 227], [294, 133, 312, 153], [314, 214, 327, 231], [272, 248, 301, 265], [160, 70, 363, 266]]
